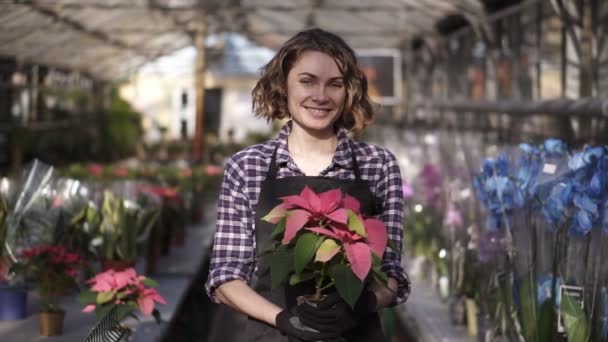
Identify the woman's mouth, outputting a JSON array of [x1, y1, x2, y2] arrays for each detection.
[[304, 106, 332, 117]]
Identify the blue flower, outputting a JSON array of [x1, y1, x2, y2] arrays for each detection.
[[544, 139, 568, 157], [582, 146, 606, 164], [516, 143, 542, 205], [540, 182, 571, 227], [537, 274, 562, 306], [602, 200, 608, 234], [568, 151, 586, 171]]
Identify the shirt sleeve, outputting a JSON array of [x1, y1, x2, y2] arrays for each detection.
[[205, 155, 255, 303], [376, 150, 411, 304]]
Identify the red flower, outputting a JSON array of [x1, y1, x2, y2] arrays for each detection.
[[87, 164, 103, 177]]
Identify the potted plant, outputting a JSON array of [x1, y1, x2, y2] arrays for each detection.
[[10, 244, 86, 336], [95, 191, 160, 271], [261, 186, 393, 309], [79, 267, 166, 335], [0, 196, 30, 322]]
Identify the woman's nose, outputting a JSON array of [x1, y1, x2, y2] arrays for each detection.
[[311, 85, 329, 102]]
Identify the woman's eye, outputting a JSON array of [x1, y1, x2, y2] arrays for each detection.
[[330, 83, 344, 88], [299, 79, 312, 86]]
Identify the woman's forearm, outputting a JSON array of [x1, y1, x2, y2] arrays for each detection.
[[216, 279, 283, 326]]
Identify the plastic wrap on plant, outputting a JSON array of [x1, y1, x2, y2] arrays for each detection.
[[4, 160, 56, 264]]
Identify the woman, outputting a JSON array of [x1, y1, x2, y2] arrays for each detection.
[[205, 28, 410, 341]]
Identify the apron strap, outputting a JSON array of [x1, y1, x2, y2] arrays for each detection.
[[266, 142, 362, 181], [266, 145, 280, 180], [350, 144, 361, 181]]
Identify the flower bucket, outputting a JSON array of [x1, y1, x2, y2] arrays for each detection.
[[465, 298, 478, 337], [39, 310, 65, 336], [101, 259, 136, 272], [0, 283, 28, 321]]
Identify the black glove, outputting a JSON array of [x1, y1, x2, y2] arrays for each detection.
[[294, 292, 358, 335], [276, 308, 341, 341], [353, 290, 378, 315], [297, 291, 378, 334]]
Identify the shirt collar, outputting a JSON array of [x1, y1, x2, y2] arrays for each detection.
[[275, 121, 353, 168]]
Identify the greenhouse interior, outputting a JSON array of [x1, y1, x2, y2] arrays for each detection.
[[1, 0, 608, 341]]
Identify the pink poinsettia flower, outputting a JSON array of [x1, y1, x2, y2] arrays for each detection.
[[265, 187, 349, 244], [306, 216, 388, 281], [87, 164, 103, 177], [114, 268, 138, 289], [137, 287, 167, 316], [82, 304, 96, 313], [114, 167, 129, 178], [205, 165, 223, 176]]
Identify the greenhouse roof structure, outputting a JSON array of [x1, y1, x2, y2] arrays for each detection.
[[0, 0, 490, 79]]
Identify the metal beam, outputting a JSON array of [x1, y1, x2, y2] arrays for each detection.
[[430, 98, 608, 118], [19, 1, 152, 56], [38, 2, 431, 13]]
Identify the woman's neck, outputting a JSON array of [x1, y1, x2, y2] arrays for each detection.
[[287, 124, 337, 156]]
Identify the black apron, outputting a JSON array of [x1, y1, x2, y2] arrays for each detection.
[[245, 145, 386, 342]]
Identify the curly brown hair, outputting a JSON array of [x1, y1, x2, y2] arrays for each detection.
[[252, 28, 377, 133]]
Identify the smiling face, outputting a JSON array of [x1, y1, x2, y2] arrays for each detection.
[[286, 51, 347, 137]]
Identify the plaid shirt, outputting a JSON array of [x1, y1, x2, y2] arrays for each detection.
[[205, 122, 410, 304]]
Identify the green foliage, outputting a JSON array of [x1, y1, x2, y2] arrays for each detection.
[[294, 232, 322, 274], [519, 274, 537, 342], [96, 191, 159, 261], [537, 299, 557, 341], [560, 294, 589, 342], [328, 263, 363, 309], [105, 93, 143, 160]]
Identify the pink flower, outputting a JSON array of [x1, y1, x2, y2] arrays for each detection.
[[114, 168, 129, 178], [52, 196, 64, 208], [306, 216, 388, 281], [402, 181, 414, 200], [137, 288, 167, 316], [264, 186, 349, 244], [444, 205, 463, 229], [82, 304, 96, 313], [205, 165, 223, 176], [87, 164, 103, 177], [81, 268, 167, 320]]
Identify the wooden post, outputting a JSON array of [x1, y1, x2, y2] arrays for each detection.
[[192, 18, 207, 162]]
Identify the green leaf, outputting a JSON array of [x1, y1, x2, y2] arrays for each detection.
[[329, 263, 363, 309], [289, 272, 315, 285], [315, 239, 340, 262], [141, 278, 159, 288], [294, 232, 321, 274], [347, 210, 366, 237], [519, 274, 537, 342], [96, 291, 115, 305], [78, 290, 97, 304], [271, 245, 294, 289], [538, 299, 556, 342], [560, 293, 588, 342], [371, 254, 388, 283], [115, 305, 136, 322], [270, 218, 286, 240], [94, 303, 114, 321]]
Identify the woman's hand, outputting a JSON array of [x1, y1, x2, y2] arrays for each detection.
[[295, 292, 358, 335], [275, 308, 342, 341]]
